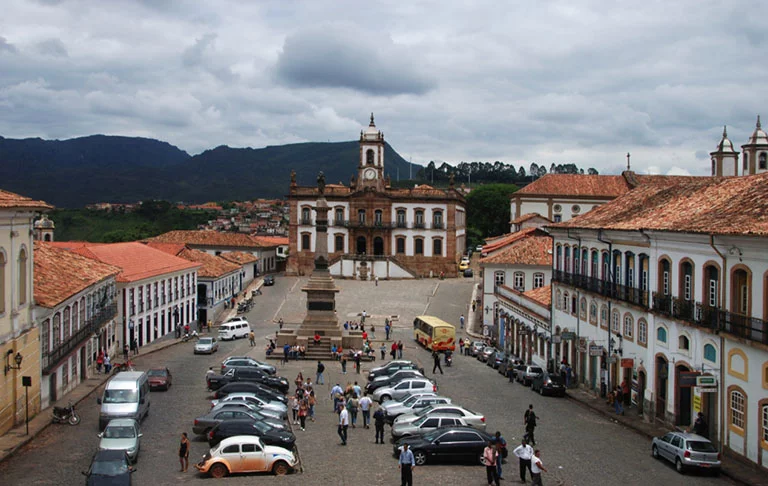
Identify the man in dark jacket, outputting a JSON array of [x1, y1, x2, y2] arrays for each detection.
[[373, 406, 386, 444]]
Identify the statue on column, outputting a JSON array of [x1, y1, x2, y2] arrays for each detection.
[[317, 171, 326, 195]]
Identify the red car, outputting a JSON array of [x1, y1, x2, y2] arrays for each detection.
[[147, 368, 172, 391]]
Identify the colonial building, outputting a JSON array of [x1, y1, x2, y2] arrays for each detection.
[[547, 173, 768, 469], [51, 242, 200, 351], [287, 115, 467, 279], [0, 189, 51, 436], [147, 230, 277, 276], [34, 242, 119, 408]]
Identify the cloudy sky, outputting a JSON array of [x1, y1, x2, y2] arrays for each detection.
[[1, 0, 766, 176]]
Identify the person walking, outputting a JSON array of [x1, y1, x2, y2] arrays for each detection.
[[398, 443, 416, 486], [331, 383, 343, 411], [614, 385, 624, 415], [432, 350, 444, 375], [380, 343, 386, 360], [459, 314, 465, 330], [96, 351, 104, 374], [397, 340, 404, 359], [341, 354, 348, 374], [122, 343, 129, 361], [374, 405, 386, 444], [524, 404, 537, 446], [530, 449, 548, 486], [338, 405, 349, 445], [179, 432, 190, 472], [248, 330, 255, 347], [385, 320, 391, 340], [298, 399, 308, 431], [493, 431, 507, 480], [359, 393, 373, 428], [513, 438, 534, 483], [132, 338, 139, 355], [483, 440, 500, 486], [316, 360, 325, 385], [348, 394, 359, 428], [291, 394, 300, 425], [308, 391, 316, 422], [691, 411, 708, 438], [103, 354, 112, 374], [621, 378, 631, 408], [354, 352, 361, 374], [375, 275, 379, 286]]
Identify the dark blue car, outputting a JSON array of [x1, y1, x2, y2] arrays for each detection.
[[82, 449, 134, 485]]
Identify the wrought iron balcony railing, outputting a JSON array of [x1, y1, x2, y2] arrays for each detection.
[[42, 303, 117, 374]]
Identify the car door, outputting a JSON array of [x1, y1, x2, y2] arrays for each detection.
[[443, 431, 480, 461], [669, 435, 683, 462], [220, 443, 242, 471], [420, 417, 440, 434], [239, 441, 268, 472]]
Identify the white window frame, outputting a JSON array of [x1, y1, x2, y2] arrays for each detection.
[[533, 273, 544, 289], [513, 272, 525, 291], [730, 391, 745, 430], [494, 271, 505, 286]]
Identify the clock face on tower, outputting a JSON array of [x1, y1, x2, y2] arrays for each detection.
[[364, 168, 377, 180]]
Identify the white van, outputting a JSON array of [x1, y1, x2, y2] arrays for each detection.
[[218, 320, 250, 340], [98, 371, 150, 430]]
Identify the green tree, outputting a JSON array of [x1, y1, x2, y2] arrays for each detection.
[[466, 183, 518, 238]]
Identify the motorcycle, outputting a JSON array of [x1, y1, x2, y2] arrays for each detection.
[[182, 330, 199, 342], [52, 400, 81, 425], [445, 351, 453, 367], [111, 359, 135, 374]]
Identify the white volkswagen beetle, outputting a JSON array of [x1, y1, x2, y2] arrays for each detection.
[[195, 435, 297, 477]]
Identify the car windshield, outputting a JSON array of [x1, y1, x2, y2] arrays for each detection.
[[198, 338, 213, 345], [687, 440, 717, 452], [413, 416, 429, 426], [403, 395, 420, 406], [91, 459, 129, 476], [252, 421, 271, 433], [415, 406, 435, 417], [103, 389, 138, 404], [103, 426, 136, 439], [147, 369, 166, 377]]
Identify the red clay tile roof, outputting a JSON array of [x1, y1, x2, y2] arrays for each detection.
[[34, 242, 120, 308], [147, 230, 269, 249], [66, 242, 200, 282], [0, 189, 53, 210], [481, 228, 539, 254], [252, 236, 288, 246], [551, 173, 768, 236], [219, 251, 259, 265], [524, 285, 551, 307], [143, 242, 187, 256], [480, 232, 553, 266], [515, 174, 633, 197], [510, 213, 550, 225], [177, 248, 241, 278]]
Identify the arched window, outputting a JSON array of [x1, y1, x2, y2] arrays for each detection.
[[0, 251, 5, 314], [611, 310, 620, 333], [563, 292, 570, 312], [679, 335, 690, 351], [581, 249, 588, 275], [358, 209, 366, 224], [573, 247, 580, 274], [19, 247, 28, 305], [41, 318, 50, 354], [589, 301, 597, 324], [395, 237, 406, 254], [656, 326, 667, 344], [623, 314, 633, 340], [335, 208, 344, 224], [555, 245, 562, 271], [600, 305, 608, 329], [637, 319, 648, 346], [729, 389, 745, 430], [494, 271, 505, 286], [659, 258, 671, 296], [704, 264, 719, 308], [602, 251, 610, 280], [555, 290, 562, 310], [414, 210, 424, 227], [760, 152, 767, 170], [580, 297, 587, 320], [301, 234, 311, 251], [432, 211, 443, 228], [334, 235, 344, 253], [374, 209, 383, 225], [743, 153, 749, 171], [591, 250, 599, 278], [680, 260, 694, 301], [63, 307, 71, 341], [301, 207, 310, 224], [396, 209, 406, 227], [703, 343, 717, 363], [564, 247, 570, 274]]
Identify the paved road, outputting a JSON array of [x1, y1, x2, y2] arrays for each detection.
[[0, 276, 732, 485]]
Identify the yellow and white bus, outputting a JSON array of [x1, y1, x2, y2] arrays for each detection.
[[413, 315, 456, 352]]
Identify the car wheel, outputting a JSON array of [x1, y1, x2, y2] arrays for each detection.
[[380, 395, 391, 403], [675, 458, 684, 474], [210, 463, 229, 478], [272, 460, 290, 475], [413, 450, 427, 465], [651, 445, 659, 459]]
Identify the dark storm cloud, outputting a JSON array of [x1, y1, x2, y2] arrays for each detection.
[[275, 27, 436, 96]]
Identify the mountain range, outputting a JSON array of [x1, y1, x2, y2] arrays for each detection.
[[0, 134, 416, 207]]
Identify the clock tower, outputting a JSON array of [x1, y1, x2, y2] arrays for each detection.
[[357, 113, 386, 191]]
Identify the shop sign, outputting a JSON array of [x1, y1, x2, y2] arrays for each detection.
[[607, 356, 618, 364], [620, 358, 634, 368], [699, 387, 718, 393], [552, 335, 562, 344], [696, 376, 717, 387], [483, 326, 490, 337], [679, 371, 700, 387], [562, 331, 576, 340], [693, 394, 701, 413], [589, 345, 603, 356]]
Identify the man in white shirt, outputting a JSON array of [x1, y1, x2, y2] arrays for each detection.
[[359, 394, 373, 428], [513, 438, 534, 483], [530, 449, 547, 486], [338, 406, 349, 445]]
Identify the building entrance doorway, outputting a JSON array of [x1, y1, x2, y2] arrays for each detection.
[[356, 236, 367, 255], [656, 355, 668, 421], [676, 364, 693, 426], [373, 237, 384, 256]]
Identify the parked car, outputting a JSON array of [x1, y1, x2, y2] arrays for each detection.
[[489, 351, 506, 369], [207, 367, 289, 393], [372, 378, 438, 403], [263, 275, 275, 286], [380, 392, 437, 414], [463, 268, 474, 277], [194, 337, 219, 355], [393, 426, 493, 465], [146, 368, 172, 391], [392, 414, 469, 439], [651, 431, 721, 475], [478, 346, 496, 363], [476, 245, 484, 252], [366, 369, 425, 393], [519, 365, 544, 386], [393, 404, 486, 429], [458, 261, 470, 271], [214, 382, 288, 403], [368, 361, 423, 382], [208, 419, 295, 449], [221, 357, 277, 375], [470, 341, 485, 356], [195, 436, 296, 477], [98, 419, 142, 463], [384, 395, 452, 424], [192, 409, 285, 436], [82, 449, 135, 485], [211, 392, 288, 414], [531, 372, 566, 397], [512, 364, 528, 383], [209, 401, 286, 422]]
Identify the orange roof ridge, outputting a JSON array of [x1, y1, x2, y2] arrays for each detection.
[[523, 285, 551, 307], [178, 248, 241, 278], [480, 233, 552, 266], [516, 174, 633, 198], [0, 189, 53, 210]]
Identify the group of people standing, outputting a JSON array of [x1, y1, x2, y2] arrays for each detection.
[[290, 372, 317, 431], [329, 382, 375, 445]]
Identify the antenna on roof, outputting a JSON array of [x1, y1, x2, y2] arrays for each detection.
[[626, 152, 631, 171]]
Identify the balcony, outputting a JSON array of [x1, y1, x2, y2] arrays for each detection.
[[396, 221, 407, 228], [432, 222, 445, 230], [300, 218, 312, 225], [553, 270, 648, 307], [342, 220, 396, 229], [42, 303, 117, 374], [413, 222, 426, 229]]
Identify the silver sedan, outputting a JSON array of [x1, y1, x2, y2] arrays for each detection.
[[393, 404, 487, 430]]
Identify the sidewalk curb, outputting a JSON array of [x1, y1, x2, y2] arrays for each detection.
[[0, 338, 183, 466], [565, 393, 750, 486]]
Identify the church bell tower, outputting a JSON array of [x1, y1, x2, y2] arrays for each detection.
[[357, 113, 386, 191], [710, 126, 738, 176]]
